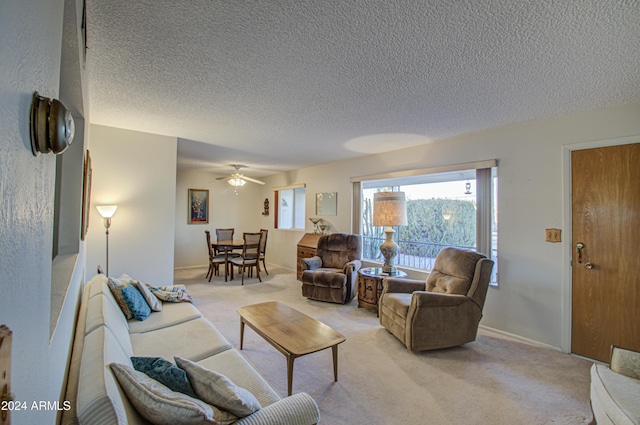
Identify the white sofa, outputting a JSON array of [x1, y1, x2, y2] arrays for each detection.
[[62, 273, 320, 425], [590, 347, 640, 425]]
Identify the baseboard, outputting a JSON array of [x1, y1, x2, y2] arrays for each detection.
[[479, 325, 564, 353], [174, 264, 209, 270]]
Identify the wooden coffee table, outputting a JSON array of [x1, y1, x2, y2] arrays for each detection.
[[237, 301, 346, 396]]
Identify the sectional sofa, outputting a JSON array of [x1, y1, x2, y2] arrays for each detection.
[[62, 273, 320, 424]]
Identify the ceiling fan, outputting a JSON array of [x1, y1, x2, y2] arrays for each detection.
[[215, 164, 265, 187]]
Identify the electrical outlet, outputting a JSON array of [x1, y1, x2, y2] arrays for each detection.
[[545, 228, 561, 243]]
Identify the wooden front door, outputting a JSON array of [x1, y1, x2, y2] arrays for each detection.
[[571, 143, 640, 362]]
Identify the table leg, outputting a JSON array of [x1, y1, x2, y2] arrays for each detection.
[[332, 345, 339, 382], [239, 318, 245, 350], [286, 355, 295, 396], [224, 252, 229, 282]]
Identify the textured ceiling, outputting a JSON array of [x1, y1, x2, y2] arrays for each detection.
[[86, 0, 640, 178]]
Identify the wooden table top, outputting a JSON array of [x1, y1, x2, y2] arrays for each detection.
[[237, 301, 345, 356], [212, 239, 244, 248]]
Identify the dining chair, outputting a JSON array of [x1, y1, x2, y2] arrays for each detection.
[[204, 230, 226, 282], [230, 232, 263, 285], [215, 228, 240, 258], [259, 228, 269, 275]]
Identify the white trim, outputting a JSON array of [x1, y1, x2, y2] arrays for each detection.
[[480, 325, 563, 352], [273, 183, 306, 191], [350, 159, 497, 183], [561, 134, 640, 354]]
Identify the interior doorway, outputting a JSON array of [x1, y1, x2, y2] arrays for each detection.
[[570, 142, 640, 362]]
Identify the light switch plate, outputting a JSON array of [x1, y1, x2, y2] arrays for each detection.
[[545, 228, 562, 242]]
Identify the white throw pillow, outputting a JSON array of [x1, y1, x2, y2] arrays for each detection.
[[175, 357, 261, 417], [134, 280, 163, 312], [110, 363, 237, 425]]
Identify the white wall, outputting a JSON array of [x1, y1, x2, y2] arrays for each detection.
[[174, 169, 271, 268], [86, 125, 177, 285], [0, 1, 88, 424]]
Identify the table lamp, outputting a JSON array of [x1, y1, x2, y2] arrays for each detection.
[[373, 192, 407, 274]]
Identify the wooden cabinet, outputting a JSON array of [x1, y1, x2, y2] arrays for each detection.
[[297, 233, 322, 280], [358, 267, 407, 315]]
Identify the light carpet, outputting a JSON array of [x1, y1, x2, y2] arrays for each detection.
[[174, 266, 593, 425]]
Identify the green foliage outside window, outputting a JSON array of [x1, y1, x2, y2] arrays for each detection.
[[362, 197, 476, 261]]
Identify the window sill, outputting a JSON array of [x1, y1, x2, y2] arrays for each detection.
[[50, 253, 78, 339]]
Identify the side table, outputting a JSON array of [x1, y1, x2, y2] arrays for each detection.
[[358, 267, 407, 316]]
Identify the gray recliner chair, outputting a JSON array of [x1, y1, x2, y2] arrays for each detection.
[[301, 233, 362, 304], [379, 247, 494, 351]]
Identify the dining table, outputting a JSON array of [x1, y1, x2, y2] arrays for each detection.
[[211, 239, 244, 281]]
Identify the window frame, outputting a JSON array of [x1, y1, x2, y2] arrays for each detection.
[[274, 183, 306, 230], [351, 160, 498, 284]]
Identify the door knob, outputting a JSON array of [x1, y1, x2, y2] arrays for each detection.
[[576, 242, 585, 263], [585, 262, 593, 270]]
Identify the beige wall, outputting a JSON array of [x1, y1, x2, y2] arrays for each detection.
[[174, 169, 269, 268], [86, 125, 178, 285]]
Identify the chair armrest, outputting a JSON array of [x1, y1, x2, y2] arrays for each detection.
[[411, 291, 470, 307], [610, 346, 640, 380], [381, 278, 426, 295], [234, 393, 320, 425], [301, 256, 322, 271], [344, 260, 362, 274]]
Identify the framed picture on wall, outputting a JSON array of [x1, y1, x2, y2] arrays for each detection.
[[316, 192, 337, 215], [188, 189, 209, 224], [81, 150, 92, 240]]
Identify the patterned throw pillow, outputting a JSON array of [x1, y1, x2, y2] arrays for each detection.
[[175, 357, 261, 417], [131, 357, 196, 398], [107, 276, 134, 319], [148, 285, 194, 303], [110, 363, 237, 425], [121, 285, 152, 321]]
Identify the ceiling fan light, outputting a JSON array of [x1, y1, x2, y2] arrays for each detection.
[[228, 177, 246, 187]]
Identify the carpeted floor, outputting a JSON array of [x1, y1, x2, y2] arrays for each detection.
[[174, 265, 594, 425]]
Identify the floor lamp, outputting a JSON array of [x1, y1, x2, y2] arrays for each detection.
[[96, 205, 118, 277], [373, 192, 407, 274]]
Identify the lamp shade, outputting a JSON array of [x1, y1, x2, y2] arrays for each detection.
[[96, 205, 118, 218], [228, 177, 246, 187], [373, 192, 407, 227]]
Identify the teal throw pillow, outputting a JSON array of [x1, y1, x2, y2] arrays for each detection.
[[131, 357, 197, 398], [121, 285, 152, 321]]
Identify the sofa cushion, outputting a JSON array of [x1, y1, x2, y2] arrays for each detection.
[[128, 301, 201, 334], [77, 326, 141, 425], [196, 349, 281, 408], [130, 318, 232, 362], [134, 280, 163, 312], [110, 363, 237, 425], [176, 357, 261, 417], [87, 273, 110, 299], [85, 294, 132, 357], [122, 285, 152, 321], [132, 357, 196, 398]]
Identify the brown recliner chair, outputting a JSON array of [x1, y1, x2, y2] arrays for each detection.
[[379, 247, 494, 351], [301, 233, 362, 304]]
